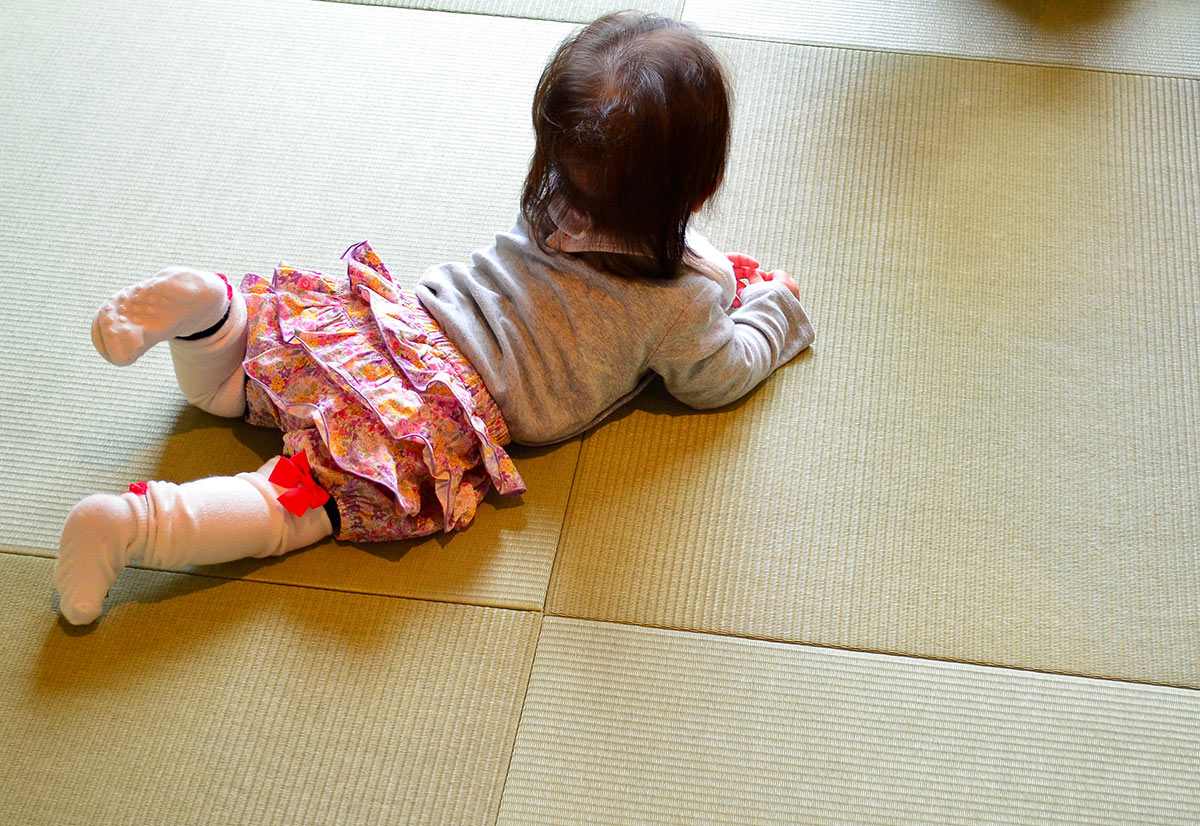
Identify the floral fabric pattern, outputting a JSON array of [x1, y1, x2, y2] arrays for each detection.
[[241, 241, 525, 542]]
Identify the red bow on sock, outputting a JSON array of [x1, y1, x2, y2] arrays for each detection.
[[268, 452, 330, 517]]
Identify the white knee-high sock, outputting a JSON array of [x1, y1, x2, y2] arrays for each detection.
[[168, 289, 248, 418], [54, 457, 332, 625]]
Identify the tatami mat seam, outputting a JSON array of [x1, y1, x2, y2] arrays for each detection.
[[496, 610, 550, 823], [307, 1, 1200, 86], [164, 572, 548, 614], [541, 434, 587, 609], [2, 550, 52, 561], [10, 549, 547, 615], [701, 31, 1200, 82], [163, 573, 549, 614], [309, 0, 636, 26], [313, 1, 1199, 83], [539, 610, 1200, 693]]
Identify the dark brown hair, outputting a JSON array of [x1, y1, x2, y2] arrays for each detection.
[[521, 11, 731, 279]]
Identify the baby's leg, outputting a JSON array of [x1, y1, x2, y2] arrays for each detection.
[[92, 267, 248, 417], [168, 286, 248, 417], [93, 266, 231, 365], [54, 457, 332, 625]]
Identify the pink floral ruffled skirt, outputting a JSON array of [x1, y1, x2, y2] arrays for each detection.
[[241, 241, 525, 542]]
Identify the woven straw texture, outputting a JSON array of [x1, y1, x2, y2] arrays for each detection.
[[2, 0, 1196, 822]]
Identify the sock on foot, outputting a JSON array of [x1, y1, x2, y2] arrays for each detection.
[[54, 462, 333, 625], [92, 267, 232, 366], [53, 492, 147, 625]]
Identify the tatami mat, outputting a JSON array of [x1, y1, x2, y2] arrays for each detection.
[[4, 0, 1197, 823], [499, 617, 1200, 825], [0, 554, 540, 825], [320, 0, 682, 22], [549, 39, 1200, 687], [0, 0, 576, 610], [685, 0, 1200, 78]]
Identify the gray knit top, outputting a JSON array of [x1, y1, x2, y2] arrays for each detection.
[[416, 218, 813, 445]]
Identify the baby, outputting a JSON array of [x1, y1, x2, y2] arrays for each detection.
[[54, 11, 814, 624]]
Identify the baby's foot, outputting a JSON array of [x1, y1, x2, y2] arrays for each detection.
[[92, 267, 231, 366], [53, 493, 140, 625]]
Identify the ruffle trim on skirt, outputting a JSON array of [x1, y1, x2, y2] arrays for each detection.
[[241, 242, 525, 542]]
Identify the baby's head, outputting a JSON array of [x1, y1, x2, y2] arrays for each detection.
[[522, 11, 731, 278]]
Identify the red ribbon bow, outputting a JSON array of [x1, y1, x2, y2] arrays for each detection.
[[268, 452, 330, 517]]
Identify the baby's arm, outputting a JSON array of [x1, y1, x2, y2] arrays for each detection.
[[683, 231, 801, 311], [650, 276, 813, 410]]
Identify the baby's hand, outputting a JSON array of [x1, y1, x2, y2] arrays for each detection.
[[727, 252, 759, 272], [764, 269, 801, 301], [727, 253, 800, 306]]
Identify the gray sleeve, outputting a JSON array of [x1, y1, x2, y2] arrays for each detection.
[[649, 279, 815, 410]]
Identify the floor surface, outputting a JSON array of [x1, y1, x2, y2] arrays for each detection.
[[1, 1, 1197, 823]]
